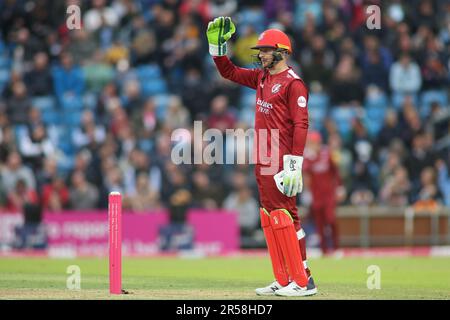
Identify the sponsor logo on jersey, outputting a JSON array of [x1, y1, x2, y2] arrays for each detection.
[[297, 96, 307, 108], [256, 98, 273, 114], [271, 83, 282, 93]]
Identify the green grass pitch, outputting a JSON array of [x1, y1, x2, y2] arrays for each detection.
[[0, 256, 449, 299]]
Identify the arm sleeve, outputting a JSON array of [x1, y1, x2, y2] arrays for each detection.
[[213, 56, 260, 90], [287, 80, 309, 156], [329, 154, 343, 187]]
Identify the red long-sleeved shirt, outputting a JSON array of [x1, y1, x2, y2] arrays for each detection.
[[303, 146, 343, 203], [213, 56, 309, 168]]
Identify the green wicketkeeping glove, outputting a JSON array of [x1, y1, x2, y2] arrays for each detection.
[[282, 155, 304, 197], [206, 16, 236, 56], [274, 155, 304, 197]]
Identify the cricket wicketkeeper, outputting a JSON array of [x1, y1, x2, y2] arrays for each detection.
[[207, 16, 317, 297]]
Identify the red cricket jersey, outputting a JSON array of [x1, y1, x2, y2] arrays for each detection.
[[303, 146, 342, 204], [213, 56, 309, 168]]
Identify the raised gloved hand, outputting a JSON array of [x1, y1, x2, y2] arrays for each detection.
[[206, 16, 236, 56], [274, 155, 304, 197]]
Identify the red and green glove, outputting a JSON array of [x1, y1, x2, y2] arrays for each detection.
[[206, 16, 236, 56]]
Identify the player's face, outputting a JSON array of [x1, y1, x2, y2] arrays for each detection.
[[258, 48, 275, 68]]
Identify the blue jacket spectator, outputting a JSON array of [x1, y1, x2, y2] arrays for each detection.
[[52, 52, 85, 101]]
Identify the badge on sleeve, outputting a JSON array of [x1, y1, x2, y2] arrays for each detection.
[[297, 96, 307, 108]]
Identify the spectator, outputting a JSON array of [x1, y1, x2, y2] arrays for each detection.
[[376, 110, 403, 151], [52, 52, 85, 101], [379, 166, 411, 206], [35, 157, 58, 190], [207, 95, 236, 132], [328, 133, 353, 191], [361, 49, 389, 92], [72, 110, 106, 150], [6, 179, 39, 213], [301, 34, 334, 91], [181, 66, 210, 119], [121, 79, 143, 113], [69, 170, 99, 209], [131, 97, 158, 140], [191, 170, 223, 209], [67, 29, 98, 66], [41, 176, 70, 212], [330, 54, 364, 106], [389, 53, 422, 95], [404, 132, 437, 187], [421, 53, 448, 90], [0, 123, 16, 164], [164, 95, 191, 130], [82, 50, 115, 92], [11, 27, 45, 71], [436, 159, 450, 207], [234, 25, 259, 66], [24, 52, 53, 96], [0, 151, 36, 193], [19, 122, 56, 172], [83, 0, 119, 32], [379, 150, 402, 187], [124, 172, 160, 212], [6, 81, 31, 125], [412, 166, 443, 212], [223, 171, 259, 236]]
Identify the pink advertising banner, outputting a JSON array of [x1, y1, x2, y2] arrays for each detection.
[[0, 210, 239, 256]]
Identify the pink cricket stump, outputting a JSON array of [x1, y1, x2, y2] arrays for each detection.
[[109, 192, 122, 294]]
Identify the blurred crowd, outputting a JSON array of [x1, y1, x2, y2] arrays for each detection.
[[0, 0, 449, 236]]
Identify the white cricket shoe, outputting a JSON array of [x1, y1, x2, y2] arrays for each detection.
[[275, 280, 318, 297], [255, 281, 284, 296]]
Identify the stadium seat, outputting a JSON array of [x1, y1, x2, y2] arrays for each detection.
[[57, 127, 76, 155], [239, 104, 255, 127], [138, 138, 154, 154], [330, 107, 358, 140], [31, 96, 57, 111], [308, 93, 329, 130], [391, 93, 418, 110], [364, 106, 387, 138], [365, 92, 388, 109], [82, 92, 98, 110], [240, 92, 256, 109], [60, 94, 83, 110], [236, 8, 266, 35], [420, 90, 449, 118], [47, 125, 63, 147], [41, 110, 61, 126], [136, 64, 162, 81], [0, 56, 10, 69], [141, 78, 167, 97], [153, 94, 170, 120], [63, 110, 83, 127], [13, 125, 28, 141], [0, 69, 9, 91]]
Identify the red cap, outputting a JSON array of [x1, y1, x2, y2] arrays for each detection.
[[251, 29, 292, 53]]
